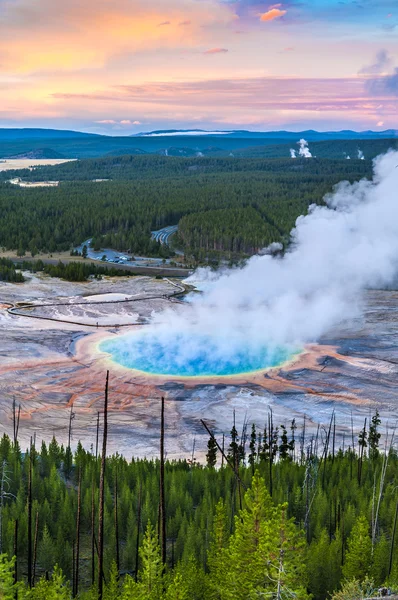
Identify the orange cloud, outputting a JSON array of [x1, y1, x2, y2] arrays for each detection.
[[259, 8, 287, 22], [204, 48, 229, 54], [0, 0, 234, 73]]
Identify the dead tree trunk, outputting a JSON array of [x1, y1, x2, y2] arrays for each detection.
[[12, 399, 21, 448], [91, 476, 96, 587], [32, 510, 39, 586], [97, 371, 109, 600], [96, 412, 100, 459], [388, 499, 398, 577], [74, 467, 82, 597], [134, 481, 142, 582], [27, 439, 33, 588], [13, 519, 18, 589], [114, 469, 120, 576], [159, 396, 166, 567]]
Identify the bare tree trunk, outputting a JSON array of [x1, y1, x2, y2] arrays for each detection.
[[134, 481, 142, 582], [91, 476, 96, 587], [200, 421, 247, 491], [388, 500, 398, 577], [74, 467, 82, 597], [300, 415, 306, 465], [159, 396, 166, 567], [68, 403, 74, 449], [12, 399, 21, 448], [96, 412, 100, 459], [97, 371, 109, 600], [0, 460, 5, 554], [269, 411, 273, 496], [27, 439, 33, 588], [114, 469, 120, 576], [13, 519, 18, 590], [72, 543, 75, 597], [32, 510, 39, 587]]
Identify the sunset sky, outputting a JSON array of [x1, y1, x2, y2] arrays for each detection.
[[1, 0, 397, 134]]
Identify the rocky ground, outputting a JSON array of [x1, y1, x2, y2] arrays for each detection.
[[0, 272, 397, 459]]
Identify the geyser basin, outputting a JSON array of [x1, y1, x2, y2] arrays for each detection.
[[100, 330, 298, 378]]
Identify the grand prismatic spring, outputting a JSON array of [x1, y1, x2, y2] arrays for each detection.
[[100, 331, 298, 378]]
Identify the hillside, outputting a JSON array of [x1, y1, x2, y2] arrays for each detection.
[[0, 155, 372, 261], [0, 127, 396, 159]]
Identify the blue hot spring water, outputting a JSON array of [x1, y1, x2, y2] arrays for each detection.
[[100, 331, 297, 377]]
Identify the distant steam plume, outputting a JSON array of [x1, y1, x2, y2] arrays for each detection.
[[298, 138, 312, 158], [120, 151, 398, 373], [290, 148, 297, 158], [358, 149, 365, 160]]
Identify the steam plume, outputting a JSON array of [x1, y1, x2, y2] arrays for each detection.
[[358, 149, 365, 160], [128, 152, 398, 371], [298, 138, 312, 158], [290, 148, 297, 158]]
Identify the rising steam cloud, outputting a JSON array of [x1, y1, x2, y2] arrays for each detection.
[[127, 152, 398, 371], [298, 138, 312, 158]]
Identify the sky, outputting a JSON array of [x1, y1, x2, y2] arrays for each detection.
[[0, 0, 397, 134]]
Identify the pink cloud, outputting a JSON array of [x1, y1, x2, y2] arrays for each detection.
[[158, 21, 171, 26], [259, 8, 287, 22], [96, 119, 116, 124], [179, 20, 191, 26], [204, 47, 228, 55]]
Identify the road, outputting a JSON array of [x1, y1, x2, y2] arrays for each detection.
[[152, 225, 185, 256], [10, 255, 191, 278], [151, 225, 178, 245]]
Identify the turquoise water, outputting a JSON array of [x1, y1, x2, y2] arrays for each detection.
[[100, 331, 297, 377]]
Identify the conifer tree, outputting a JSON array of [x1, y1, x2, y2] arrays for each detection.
[[342, 515, 372, 582], [248, 424, 257, 475], [206, 436, 217, 469], [138, 523, 163, 600], [279, 425, 290, 461], [368, 411, 381, 459]]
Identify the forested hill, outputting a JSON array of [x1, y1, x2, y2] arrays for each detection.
[[1, 154, 373, 182], [0, 157, 373, 259], [0, 128, 396, 159]]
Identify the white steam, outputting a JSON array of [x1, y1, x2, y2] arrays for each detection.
[[290, 148, 297, 159], [258, 242, 284, 256], [138, 152, 398, 369], [358, 149, 365, 160], [298, 138, 312, 158]]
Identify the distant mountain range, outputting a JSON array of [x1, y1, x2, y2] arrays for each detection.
[[133, 128, 398, 140], [0, 128, 100, 140], [0, 127, 397, 160]]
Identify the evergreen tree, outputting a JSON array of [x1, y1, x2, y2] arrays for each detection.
[[137, 523, 163, 600], [206, 437, 217, 469], [342, 516, 372, 582], [279, 425, 290, 461], [368, 411, 381, 458], [248, 424, 257, 475]]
